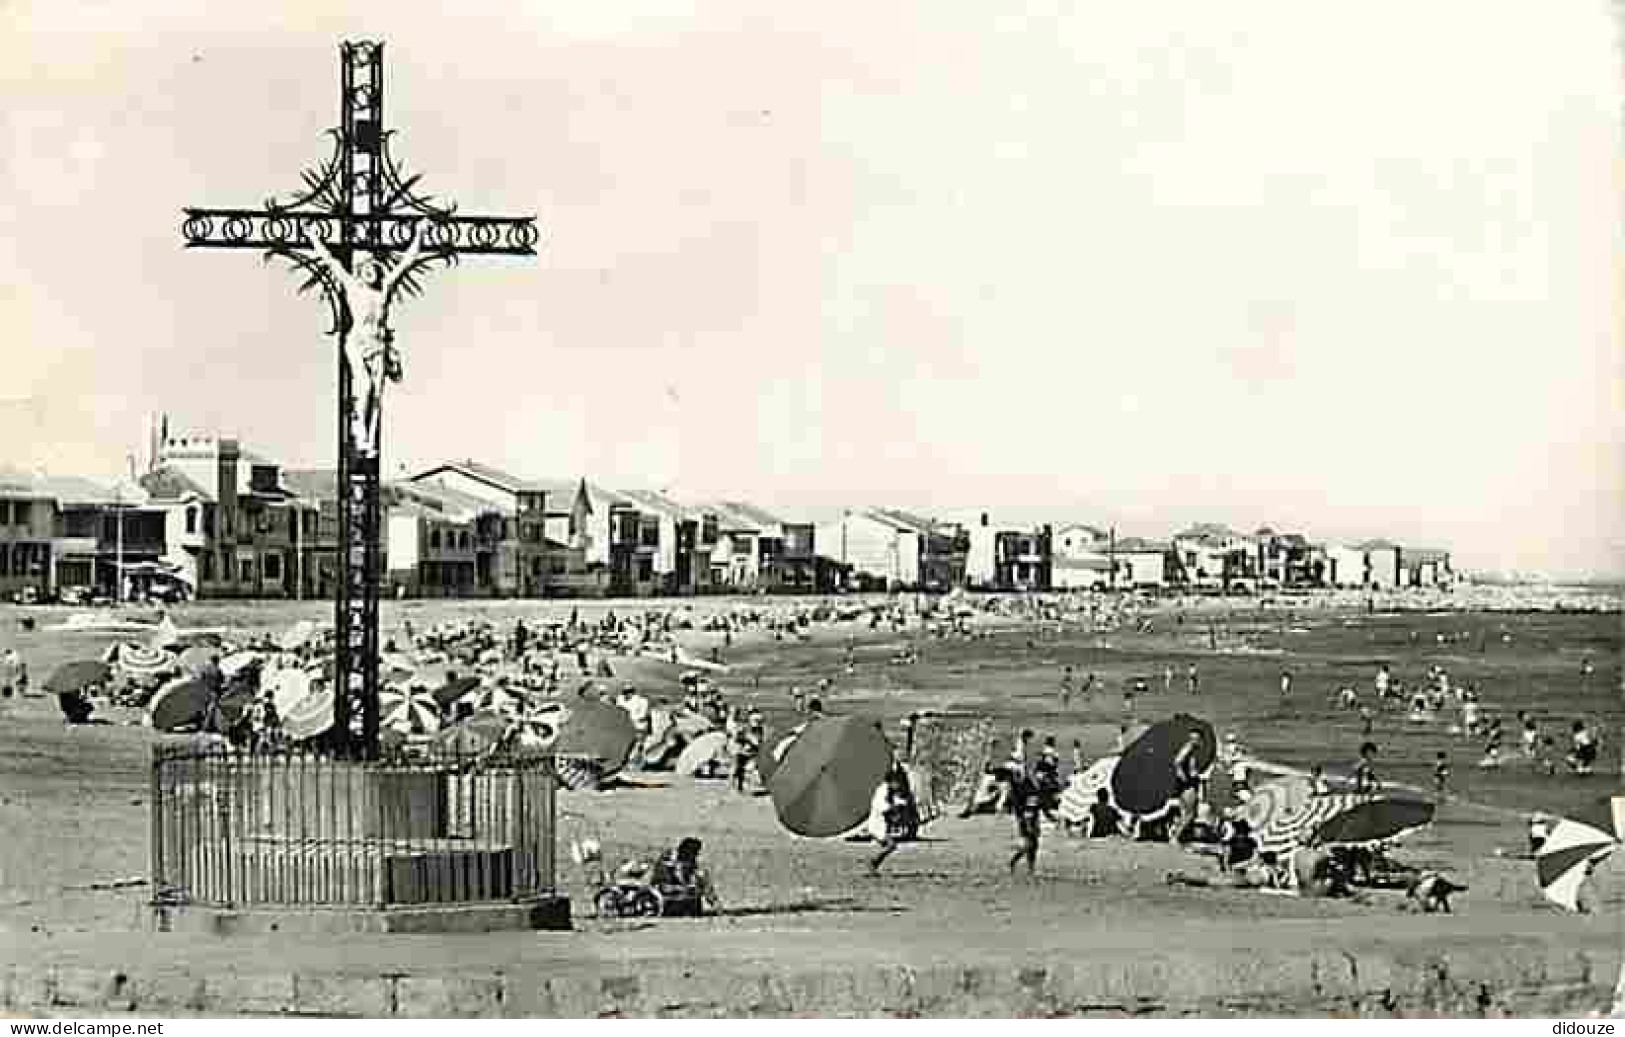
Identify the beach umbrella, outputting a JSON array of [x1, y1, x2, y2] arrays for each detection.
[[45, 659, 111, 695], [675, 730, 729, 776], [148, 616, 181, 651], [281, 685, 336, 742], [1536, 795, 1624, 912], [754, 730, 801, 784], [430, 675, 482, 708], [177, 645, 216, 675], [1111, 714, 1217, 816], [436, 713, 510, 755], [511, 706, 566, 752], [219, 651, 261, 681], [173, 630, 224, 651], [278, 620, 316, 651], [114, 643, 175, 681], [556, 756, 607, 791], [1059, 756, 1120, 826], [768, 717, 893, 838], [266, 667, 313, 716], [553, 699, 638, 773], [380, 685, 441, 735], [147, 676, 210, 732], [464, 684, 524, 717], [1310, 796, 1435, 848]]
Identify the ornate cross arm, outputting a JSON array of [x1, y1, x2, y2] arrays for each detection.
[[180, 210, 539, 255]]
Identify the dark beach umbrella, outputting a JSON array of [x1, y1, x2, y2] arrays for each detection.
[[45, 660, 111, 695], [148, 676, 210, 732], [430, 675, 482, 708], [1310, 795, 1435, 848], [768, 716, 892, 838], [552, 698, 637, 774], [1111, 713, 1217, 816]]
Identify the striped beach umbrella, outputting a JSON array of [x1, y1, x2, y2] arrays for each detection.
[[464, 683, 525, 717], [380, 685, 441, 735], [114, 643, 176, 681], [1536, 795, 1624, 912], [1059, 756, 1120, 825], [281, 684, 335, 742], [556, 756, 607, 791]]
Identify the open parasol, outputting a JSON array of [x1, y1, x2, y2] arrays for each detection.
[[1059, 755, 1120, 825], [45, 659, 112, 695], [552, 698, 637, 774], [1308, 795, 1434, 848], [147, 676, 210, 732], [281, 685, 336, 742], [114, 643, 175, 681], [1536, 794, 1624, 912], [380, 685, 441, 735], [767, 716, 892, 838], [675, 730, 729, 776], [1111, 714, 1216, 816]]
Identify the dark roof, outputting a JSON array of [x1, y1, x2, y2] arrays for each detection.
[[140, 467, 214, 503], [1356, 539, 1402, 551]]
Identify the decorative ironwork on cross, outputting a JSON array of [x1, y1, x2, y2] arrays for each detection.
[[181, 40, 539, 757]]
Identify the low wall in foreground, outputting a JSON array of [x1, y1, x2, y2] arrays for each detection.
[[2, 939, 1619, 1018]]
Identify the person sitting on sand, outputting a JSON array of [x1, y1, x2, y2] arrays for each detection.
[[868, 765, 918, 874], [1166, 850, 1285, 891], [1568, 720, 1598, 774], [1085, 788, 1125, 839], [1291, 846, 1354, 899], [655, 837, 722, 913], [1527, 813, 1551, 855], [1406, 871, 1467, 913], [1217, 817, 1258, 872]]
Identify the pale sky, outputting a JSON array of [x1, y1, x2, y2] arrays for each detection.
[[3, 1, 1622, 578]]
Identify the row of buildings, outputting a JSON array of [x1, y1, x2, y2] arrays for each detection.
[[0, 423, 1456, 601]]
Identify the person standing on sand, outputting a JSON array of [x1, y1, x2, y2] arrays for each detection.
[[1163, 665, 1174, 693], [1187, 663, 1199, 695], [1353, 742, 1381, 794], [1433, 751, 1450, 799], [1059, 666, 1074, 709], [1279, 670, 1292, 700]]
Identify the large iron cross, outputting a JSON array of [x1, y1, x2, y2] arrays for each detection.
[[181, 40, 539, 757]]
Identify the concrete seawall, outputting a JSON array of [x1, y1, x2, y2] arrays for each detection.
[[2, 931, 1618, 1017]]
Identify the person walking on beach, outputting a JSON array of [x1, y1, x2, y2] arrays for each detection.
[[1279, 669, 1292, 700], [1432, 751, 1450, 799], [1186, 663, 1199, 695], [1059, 666, 1075, 708], [1006, 758, 1044, 876], [869, 765, 917, 875]]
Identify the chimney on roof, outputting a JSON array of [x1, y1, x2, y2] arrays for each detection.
[[980, 512, 989, 527]]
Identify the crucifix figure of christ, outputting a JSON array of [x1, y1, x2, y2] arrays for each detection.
[[307, 223, 423, 457], [182, 40, 538, 756]]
